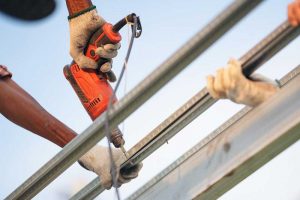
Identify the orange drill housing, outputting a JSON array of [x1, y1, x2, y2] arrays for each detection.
[[63, 63, 117, 120], [64, 22, 122, 120], [63, 21, 125, 148], [86, 23, 122, 62]]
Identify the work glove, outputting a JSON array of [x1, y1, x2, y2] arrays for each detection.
[[78, 145, 143, 189], [206, 59, 279, 107], [69, 9, 120, 82], [288, 0, 300, 26]]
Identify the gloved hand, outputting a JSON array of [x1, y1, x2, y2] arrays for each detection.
[[288, 0, 300, 26], [99, 60, 117, 82], [69, 9, 120, 81], [206, 58, 279, 107], [78, 145, 143, 189]]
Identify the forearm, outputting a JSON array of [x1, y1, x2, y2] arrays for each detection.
[[0, 78, 77, 147], [65, 0, 94, 16], [246, 81, 279, 107]]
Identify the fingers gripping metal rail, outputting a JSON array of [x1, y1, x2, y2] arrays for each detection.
[[5, 0, 262, 199], [70, 21, 300, 200], [127, 65, 300, 200]]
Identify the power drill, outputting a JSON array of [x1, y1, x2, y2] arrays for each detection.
[[63, 13, 141, 155]]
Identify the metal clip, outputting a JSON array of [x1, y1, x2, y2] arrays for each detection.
[[131, 15, 142, 38]]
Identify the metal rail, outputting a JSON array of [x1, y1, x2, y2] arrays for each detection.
[[70, 20, 300, 199], [127, 66, 300, 200], [6, 0, 261, 199], [127, 65, 300, 200]]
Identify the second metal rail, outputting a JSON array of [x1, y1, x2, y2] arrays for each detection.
[[70, 20, 300, 200], [127, 65, 300, 200]]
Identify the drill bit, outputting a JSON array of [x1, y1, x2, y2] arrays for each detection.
[[120, 144, 129, 159]]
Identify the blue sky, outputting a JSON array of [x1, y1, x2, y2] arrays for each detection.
[[1, 0, 300, 199]]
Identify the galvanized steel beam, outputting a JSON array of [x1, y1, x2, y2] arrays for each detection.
[[127, 67, 300, 200]]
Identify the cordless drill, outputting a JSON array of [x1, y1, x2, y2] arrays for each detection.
[[63, 13, 141, 154]]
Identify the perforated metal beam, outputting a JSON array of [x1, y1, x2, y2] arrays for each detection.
[[127, 67, 300, 200]]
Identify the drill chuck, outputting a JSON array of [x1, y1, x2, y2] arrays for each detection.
[[110, 127, 125, 148]]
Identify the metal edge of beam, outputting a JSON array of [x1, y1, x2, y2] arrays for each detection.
[[5, 1, 262, 199], [193, 119, 300, 200], [126, 68, 300, 200], [70, 20, 300, 199], [124, 20, 300, 168], [126, 64, 300, 200]]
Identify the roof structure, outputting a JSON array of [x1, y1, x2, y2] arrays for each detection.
[[5, 0, 300, 199]]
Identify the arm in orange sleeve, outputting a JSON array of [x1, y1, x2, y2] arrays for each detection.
[[66, 0, 93, 17]]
